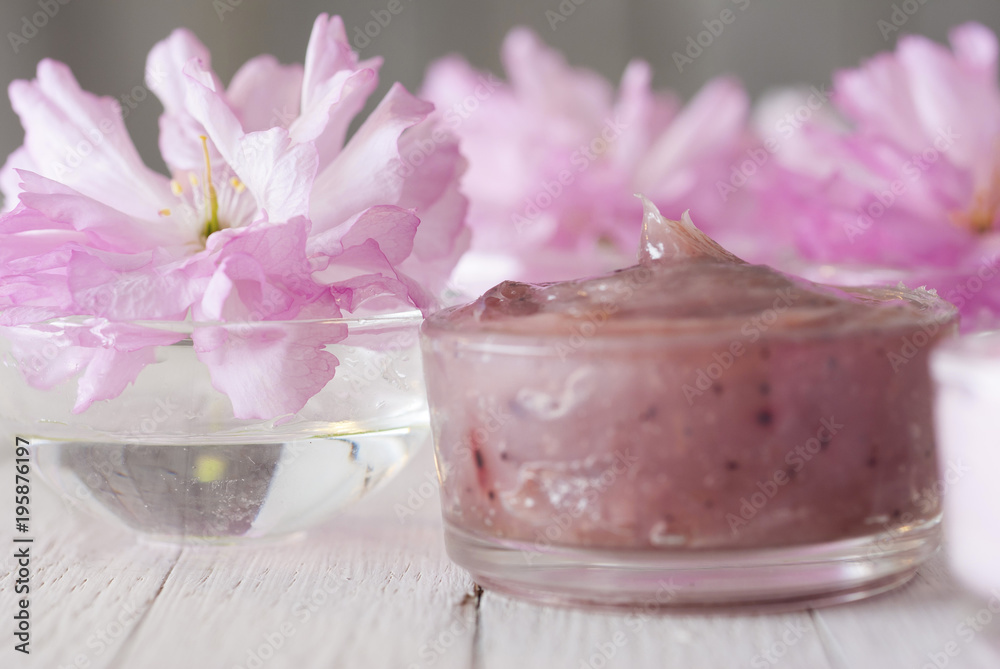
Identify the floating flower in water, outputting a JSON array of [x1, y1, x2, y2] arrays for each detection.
[[0, 14, 469, 418], [762, 23, 1000, 326], [420, 27, 762, 291]]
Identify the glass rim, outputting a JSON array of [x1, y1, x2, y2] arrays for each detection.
[[421, 291, 959, 349], [0, 308, 425, 333]]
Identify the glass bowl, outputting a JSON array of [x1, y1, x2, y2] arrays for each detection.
[[0, 311, 428, 543]]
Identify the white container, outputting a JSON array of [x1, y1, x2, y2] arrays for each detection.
[[931, 331, 1000, 598]]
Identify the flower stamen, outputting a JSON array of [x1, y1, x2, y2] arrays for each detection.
[[953, 140, 1000, 235], [230, 177, 246, 194], [158, 208, 171, 217], [170, 180, 183, 196], [199, 135, 221, 238]]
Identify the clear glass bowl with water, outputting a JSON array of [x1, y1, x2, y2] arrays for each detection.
[[0, 312, 428, 543]]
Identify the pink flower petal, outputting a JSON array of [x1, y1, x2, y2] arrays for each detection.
[[301, 14, 361, 109], [16, 170, 191, 252], [1, 146, 34, 212], [310, 84, 432, 233], [195, 218, 322, 322], [183, 61, 319, 223], [291, 68, 378, 172], [146, 28, 222, 114], [396, 124, 471, 293], [227, 55, 304, 133], [8, 60, 173, 220], [72, 322, 186, 412], [192, 322, 345, 420]]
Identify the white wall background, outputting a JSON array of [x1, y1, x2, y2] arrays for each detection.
[[1, 0, 998, 172]]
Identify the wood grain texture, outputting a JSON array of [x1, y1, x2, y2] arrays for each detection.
[[1, 446, 998, 669]]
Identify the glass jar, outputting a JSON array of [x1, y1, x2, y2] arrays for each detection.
[[420, 199, 959, 608]]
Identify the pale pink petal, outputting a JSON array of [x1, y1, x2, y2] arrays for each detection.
[[227, 55, 304, 132], [158, 110, 217, 175], [9, 60, 173, 219], [309, 206, 432, 311], [183, 61, 319, 223], [396, 124, 471, 291], [2, 324, 91, 390], [65, 251, 205, 320], [195, 218, 320, 322], [1, 147, 34, 212], [834, 51, 930, 155], [301, 14, 360, 109], [73, 323, 186, 413], [234, 128, 319, 223], [636, 77, 748, 193], [192, 322, 345, 420], [950, 22, 999, 79], [291, 67, 378, 171], [309, 205, 418, 265], [296, 14, 384, 169], [501, 27, 613, 129], [310, 84, 433, 232], [897, 34, 1000, 172], [16, 171, 190, 252], [612, 60, 678, 172], [318, 240, 430, 312], [146, 28, 221, 114]]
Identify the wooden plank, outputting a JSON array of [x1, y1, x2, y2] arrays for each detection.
[[477, 591, 834, 669], [105, 519, 477, 669], [814, 553, 1000, 669], [0, 444, 181, 669], [91, 446, 479, 669]]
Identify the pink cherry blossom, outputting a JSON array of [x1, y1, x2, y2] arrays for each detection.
[[761, 23, 1000, 327], [0, 14, 468, 418], [420, 27, 762, 291]]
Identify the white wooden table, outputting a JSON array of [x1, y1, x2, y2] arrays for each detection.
[[1, 445, 998, 669]]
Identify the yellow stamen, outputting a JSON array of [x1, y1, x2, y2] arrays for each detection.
[[229, 177, 246, 194], [952, 139, 1000, 235], [170, 180, 183, 196], [199, 135, 221, 238], [158, 208, 171, 217], [188, 173, 199, 187]]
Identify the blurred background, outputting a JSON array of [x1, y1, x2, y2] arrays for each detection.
[[1, 0, 998, 172]]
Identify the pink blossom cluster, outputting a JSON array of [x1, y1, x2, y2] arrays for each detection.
[[421, 23, 1000, 322], [0, 15, 469, 418]]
